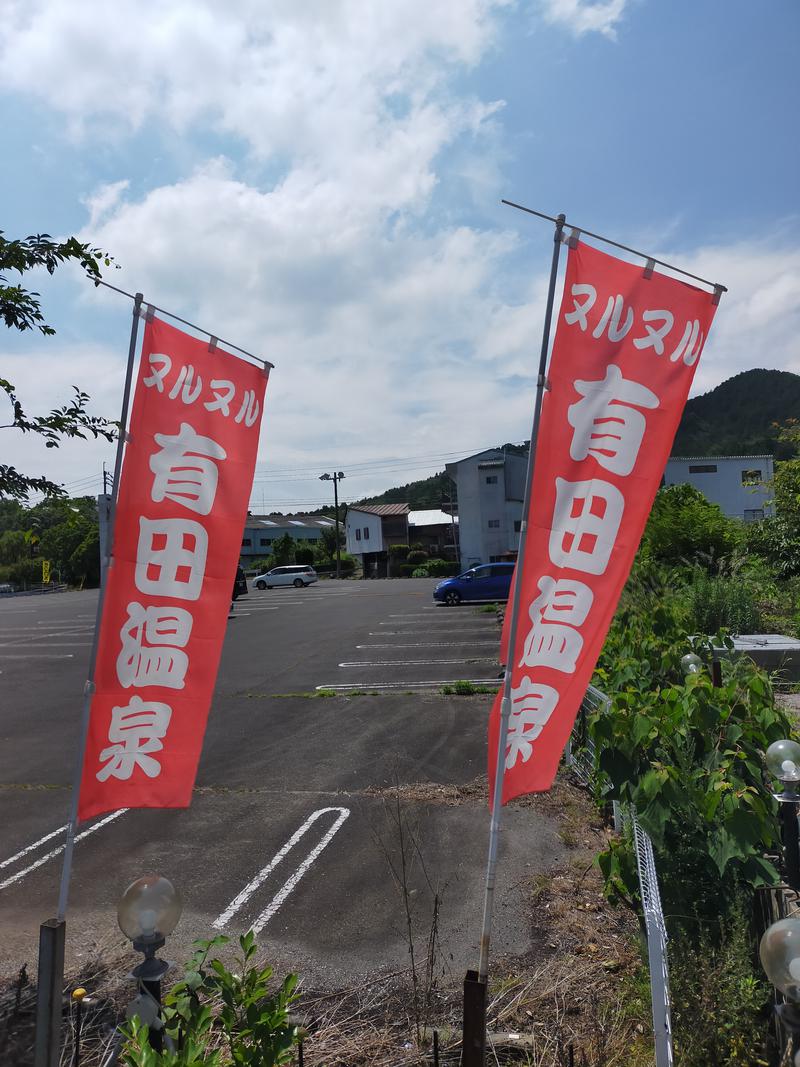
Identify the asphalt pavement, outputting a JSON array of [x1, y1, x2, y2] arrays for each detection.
[[0, 581, 566, 986]]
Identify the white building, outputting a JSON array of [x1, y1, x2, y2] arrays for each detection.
[[445, 448, 527, 568], [663, 455, 774, 521], [239, 513, 338, 560]]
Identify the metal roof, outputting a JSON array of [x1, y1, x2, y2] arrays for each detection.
[[349, 503, 410, 516], [667, 455, 774, 462], [247, 513, 337, 529], [409, 509, 458, 526]]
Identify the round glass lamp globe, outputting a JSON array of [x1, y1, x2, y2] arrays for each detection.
[[766, 739, 800, 783], [760, 917, 800, 998], [117, 874, 182, 941], [680, 653, 703, 676]]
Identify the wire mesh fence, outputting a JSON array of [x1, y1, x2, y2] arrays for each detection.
[[565, 684, 674, 1067]]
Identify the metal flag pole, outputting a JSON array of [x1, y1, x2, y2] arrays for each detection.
[[34, 292, 144, 1067], [461, 215, 566, 1067]]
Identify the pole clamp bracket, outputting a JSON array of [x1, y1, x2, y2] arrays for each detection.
[[537, 374, 551, 390], [643, 258, 656, 279], [84, 680, 96, 696], [712, 284, 725, 306]]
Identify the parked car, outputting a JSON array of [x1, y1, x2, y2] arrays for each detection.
[[433, 562, 514, 606], [253, 564, 318, 589]]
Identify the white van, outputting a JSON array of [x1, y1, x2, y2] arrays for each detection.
[[253, 565, 318, 590]]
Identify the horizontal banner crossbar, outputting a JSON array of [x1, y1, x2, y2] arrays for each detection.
[[501, 199, 726, 295], [92, 278, 273, 369]]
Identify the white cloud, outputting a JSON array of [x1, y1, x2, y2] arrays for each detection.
[[667, 240, 800, 396], [540, 0, 628, 39]]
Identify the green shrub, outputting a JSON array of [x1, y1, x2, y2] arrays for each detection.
[[411, 566, 429, 577], [388, 544, 410, 560], [294, 546, 314, 566], [119, 932, 299, 1066], [426, 559, 460, 577], [592, 565, 791, 927], [338, 554, 356, 574], [669, 907, 771, 1067], [642, 484, 742, 568], [398, 563, 417, 577], [407, 549, 428, 565]]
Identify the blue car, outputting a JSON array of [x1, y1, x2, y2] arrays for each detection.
[[433, 562, 515, 606]]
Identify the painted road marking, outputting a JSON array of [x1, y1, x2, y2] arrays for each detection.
[[0, 653, 75, 659], [0, 810, 128, 891], [357, 642, 498, 649], [373, 623, 499, 631], [0, 824, 69, 870], [339, 658, 496, 667], [214, 807, 350, 934], [316, 680, 501, 692]]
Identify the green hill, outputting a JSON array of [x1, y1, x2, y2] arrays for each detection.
[[673, 368, 800, 459]]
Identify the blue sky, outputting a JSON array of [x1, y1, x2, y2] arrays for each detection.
[[2, 0, 798, 509]]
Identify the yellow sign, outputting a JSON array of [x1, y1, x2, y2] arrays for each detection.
[[42, 560, 51, 584]]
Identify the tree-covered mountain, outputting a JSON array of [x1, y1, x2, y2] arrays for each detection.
[[331, 371, 800, 515], [672, 369, 800, 459]]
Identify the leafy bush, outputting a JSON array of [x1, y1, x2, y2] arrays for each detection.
[[642, 484, 742, 568], [411, 566, 429, 577], [406, 549, 428, 565], [591, 565, 791, 927], [398, 563, 417, 577], [294, 546, 314, 566], [120, 932, 299, 1066], [744, 514, 800, 579], [338, 554, 356, 575], [388, 544, 410, 560], [426, 559, 460, 577]]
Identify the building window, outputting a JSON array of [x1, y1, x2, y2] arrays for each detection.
[[688, 464, 717, 474], [356, 529, 361, 541], [488, 519, 500, 528], [364, 527, 369, 539], [241, 538, 252, 546], [485, 475, 498, 484], [259, 538, 272, 546], [744, 508, 765, 522], [514, 520, 522, 533], [741, 469, 762, 485]]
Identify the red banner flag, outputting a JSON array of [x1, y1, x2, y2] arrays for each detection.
[[78, 316, 268, 820], [489, 241, 719, 805]]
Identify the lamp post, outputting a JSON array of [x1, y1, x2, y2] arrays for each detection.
[[319, 472, 344, 579], [766, 740, 800, 892], [118, 874, 182, 1051], [760, 916, 800, 1063]]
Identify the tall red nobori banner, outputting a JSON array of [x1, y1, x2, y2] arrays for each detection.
[[78, 316, 267, 820], [490, 240, 719, 805]]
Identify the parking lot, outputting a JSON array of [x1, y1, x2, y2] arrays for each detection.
[[0, 581, 565, 986]]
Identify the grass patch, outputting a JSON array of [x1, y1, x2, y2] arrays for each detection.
[[439, 680, 499, 695], [475, 602, 499, 614], [247, 689, 378, 699]]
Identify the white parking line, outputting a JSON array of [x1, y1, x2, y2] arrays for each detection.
[[373, 623, 499, 631], [0, 809, 128, 891], [213, 807, 350, 934], [339, 657, 496, 667], [0, 824, 68, 869], [0, 653, 75, 659], [357, 642, 498, 649], [316, 680, 501, 691]]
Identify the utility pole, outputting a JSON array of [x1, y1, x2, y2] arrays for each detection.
[[319, 471, 345, 578]]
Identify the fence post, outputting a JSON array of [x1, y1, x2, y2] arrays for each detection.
[[461, 969, 486, 1066]]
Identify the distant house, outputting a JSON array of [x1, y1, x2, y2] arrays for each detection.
[[346, 504, 410, 577], [663, 456, 774, 521], [445, 448, 527, 568], [239, 513, 338, 561], [408, 509, 459, 559]]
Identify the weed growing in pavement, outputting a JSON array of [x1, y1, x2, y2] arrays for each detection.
[[475, 602, 499, 614]]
